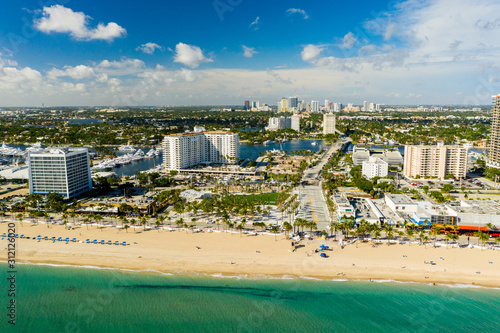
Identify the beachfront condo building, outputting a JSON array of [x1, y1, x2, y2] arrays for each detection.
[[323, 113, 336, 135], [403, 143, 468, 180], [488, 94, 500, 168], [28, 148, 92, 200], [162, 131, 240, 171]]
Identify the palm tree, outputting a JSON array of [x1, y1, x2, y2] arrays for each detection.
[[445, 232, 454, 246], [237, 223, 244, 236], [16, 213, 24, 227], [141, 216, 148, 231], [406, 229, 414, 244], [130, 218, 137, 233], [271, 225, 280, 241], [0, 210, 6, 223], [475, 231, 489, 249], [495, 236, 500, 248], [94, 214, 103, 231], [283, 222, 292, 239], [124, 224, 130, 233], [175, 218, 184, 230]]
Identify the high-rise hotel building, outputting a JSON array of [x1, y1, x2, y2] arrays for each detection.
[[28, 148, 92, 200], [403, 143, 468, 180], [162, 131, 240, 171], [488, 94, 500, 168], [323, 113, 336, 135]]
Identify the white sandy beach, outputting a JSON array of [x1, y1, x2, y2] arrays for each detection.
[[1, 222, 499, 288]]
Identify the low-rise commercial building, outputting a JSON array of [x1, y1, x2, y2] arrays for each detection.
[[352, 146, 403, 166]]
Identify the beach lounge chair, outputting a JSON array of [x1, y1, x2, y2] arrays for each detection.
[[100, 240, 105, 245], [122, 241, 126, 246], [44, 236, 48, 240], [93, 239, 97, 244], [20, 234, 25, 238], [51, 237, 56, 243], [320, 253, 327, 258], [1, 233, 5, 239], [57, 237, 62, 241], [114, 241, 119, 245], [86, 239, 90, 244], [107, 240, 112, 245], [15, 234, 18, 238], [72, 238, 77, 242], [68, 226, 71, 230], [65, 237, 70, 244]]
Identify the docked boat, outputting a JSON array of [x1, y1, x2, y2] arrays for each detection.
[[264, 140, 273, 145], [145, 148, 161, 158], [118, 144, 136, 152], [0, 142, 25, 157], [311, 141, 318, 146], [26, 142, 45, 153], [134, 149, 145, 157]]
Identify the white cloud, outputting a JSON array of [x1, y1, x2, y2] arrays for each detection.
[[173, 43, 213, 68], [249, 17, 260, 30], [301, 44, 323, 62], [34, 5, 126, 41], [242, 45, 257, 58], [286, 8, 309, 20], [340, 32, 357, 49], [97, 58, 145, 75], [48, 65, 96, 80], [136, 42, 164, 54], [384, 22, 396, 41], [364, 0, 500, 64]]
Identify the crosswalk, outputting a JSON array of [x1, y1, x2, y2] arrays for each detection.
[[296, 185, 331, 231]]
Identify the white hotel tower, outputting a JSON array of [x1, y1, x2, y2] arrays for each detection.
[[162, 131, 240, 171], [28, 148, 92, 200]]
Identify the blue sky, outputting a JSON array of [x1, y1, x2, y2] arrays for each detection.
[[0, 0, 499, 106]]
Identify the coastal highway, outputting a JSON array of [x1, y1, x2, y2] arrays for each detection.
[[302, 137, 351, 186], [297, 137, 351, 230]]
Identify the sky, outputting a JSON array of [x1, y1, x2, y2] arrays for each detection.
[[0, 0, 500, 107]]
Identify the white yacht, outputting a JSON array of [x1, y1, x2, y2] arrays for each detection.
[[145, 148, 161, 158], [26, 142, 45, 153], [118, 144, 136, 152], [311, 141, 318, 146]]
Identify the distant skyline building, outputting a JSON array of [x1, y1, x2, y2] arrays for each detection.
[[289, 96, 298, 108], [244, 100, 250, 111], [323, 113, 336, 135], [267, 116, 292, 131], [311, 100, 320, 112], [333, 103, 342, 112], [162, 131, 239, 171], [28, 148, 92, 200], [291, 115, 300, 131], [488, 94, 500, 168], [403, 143, 468, 180]]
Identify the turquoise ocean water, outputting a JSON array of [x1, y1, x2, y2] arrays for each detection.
[[1, 263, 499, 332]]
